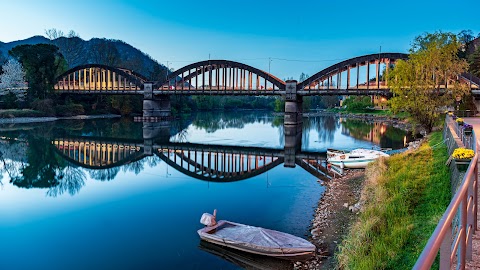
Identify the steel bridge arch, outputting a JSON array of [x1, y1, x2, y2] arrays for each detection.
[[155, 60, 286, 90], [54, 64, 147, 92], [155, 151, 285, 183], [297, 53, 409, 91]]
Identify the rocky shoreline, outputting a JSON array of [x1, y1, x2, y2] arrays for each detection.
[[294, 170, 366, 270], [0, 114, 121, 124]]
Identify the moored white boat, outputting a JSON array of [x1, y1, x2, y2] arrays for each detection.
[[327, 148, 389, 169], [197, 211, 316, 260]]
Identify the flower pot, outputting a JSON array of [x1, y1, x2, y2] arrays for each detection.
[[454, 158, 472, 165], [464, 129, 472, 135], [454, 158, 471, 171]]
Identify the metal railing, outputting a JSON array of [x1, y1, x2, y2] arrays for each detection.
[[414, 117, 478, 270]]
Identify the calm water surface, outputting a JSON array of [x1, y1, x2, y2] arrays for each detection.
[[0, 112, 412, 270]]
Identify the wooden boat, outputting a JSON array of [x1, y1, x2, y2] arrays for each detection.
[[199, 240, 291, 270], [327, 148, 389, 169], [197, 211, 316, 260]]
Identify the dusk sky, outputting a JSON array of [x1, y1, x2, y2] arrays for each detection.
[[0, 0, 478, 79]]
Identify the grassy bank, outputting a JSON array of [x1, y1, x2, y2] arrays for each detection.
[[0, 109, 47, 118], [336, 132, 450, 269]]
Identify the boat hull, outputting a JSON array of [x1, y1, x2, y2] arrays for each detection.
[[327, 148, 389, 169], [198, 220, 316, 259], [327, 158, 376, 169]]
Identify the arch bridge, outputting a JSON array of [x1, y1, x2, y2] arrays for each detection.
[[53, 53, 480, 121]]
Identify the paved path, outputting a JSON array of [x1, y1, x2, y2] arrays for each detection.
[[463, 117, 480, 269]]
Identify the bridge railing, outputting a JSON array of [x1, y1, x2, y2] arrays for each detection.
[[413, 116, 478, 270]]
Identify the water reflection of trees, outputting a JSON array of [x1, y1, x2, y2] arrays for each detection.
[[303, 115, 339, 144], [340, 119, 372, 138], [191, 111, 274, 133], [46, 165, 86, 197], [340, 119, 409, 149]]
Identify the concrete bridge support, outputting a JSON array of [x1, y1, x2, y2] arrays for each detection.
[[143, 83, 171, 119], [284, 80, 303, 125], [283, 123, 302, 168], [142, 121, 172, 140]]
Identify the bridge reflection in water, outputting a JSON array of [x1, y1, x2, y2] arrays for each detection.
[[52, 121, 331, 183]]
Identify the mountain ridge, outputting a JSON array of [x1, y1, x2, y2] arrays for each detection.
[[0, 35, 168, 80]]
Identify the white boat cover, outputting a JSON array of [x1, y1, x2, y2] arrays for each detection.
[[198, 221, 316, 257]]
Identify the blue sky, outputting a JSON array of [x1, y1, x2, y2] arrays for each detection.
[[0, 0, 478, 79]]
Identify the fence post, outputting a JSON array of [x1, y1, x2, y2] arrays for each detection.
[[440, 224, 452, 270]]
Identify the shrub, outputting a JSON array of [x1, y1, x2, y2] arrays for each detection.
[[31, 99, 55, 116], [55, 104, 85, 117]]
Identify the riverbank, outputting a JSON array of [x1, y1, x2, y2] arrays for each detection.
[[293, 134, 426, 270], [293, 170, 366, 270], [0, 114, 121, 124], [335, 132, 450, 269]]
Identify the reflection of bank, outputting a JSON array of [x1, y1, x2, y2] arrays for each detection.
[[198, 240, 292, 270], [340, 119, 386, 145], [340, 119, 409, 148]]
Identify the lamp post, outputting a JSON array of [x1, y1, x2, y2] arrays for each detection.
[[456, 95, 462, 115]]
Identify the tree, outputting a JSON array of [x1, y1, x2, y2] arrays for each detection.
[[469, 46, 480, 77], [342, 96, 372, 112], [91, 39, 120, 67], [45, 28, 84, 68], [9, 44, 67, 102], [388, 32, 469, 132], [299, 72, 309, 82], [0, 51, 6, 65], [0, 58, 27, 105], [458, 30, 475, 46]]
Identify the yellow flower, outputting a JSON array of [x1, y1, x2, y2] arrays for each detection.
[[456, 117, 464, 123], [452, 148, 474, 159]]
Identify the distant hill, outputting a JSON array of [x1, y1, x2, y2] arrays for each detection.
[[0, 35, 169, 81]]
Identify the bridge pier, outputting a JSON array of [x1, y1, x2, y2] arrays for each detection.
[[284, 80, 303, 125], [284, 123, 302, 168], [143, 121, 172, 140], [142, 83, 171, 120]]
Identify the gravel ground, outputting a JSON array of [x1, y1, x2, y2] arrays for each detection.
[[293, 170, 366, 270]]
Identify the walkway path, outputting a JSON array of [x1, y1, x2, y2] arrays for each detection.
[[462, 117, 480, 269]]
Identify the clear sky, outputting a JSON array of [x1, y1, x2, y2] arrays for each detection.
[[0, 0, 478, 80]]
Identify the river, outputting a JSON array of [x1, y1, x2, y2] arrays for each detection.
[[0, 112, 413, 270]]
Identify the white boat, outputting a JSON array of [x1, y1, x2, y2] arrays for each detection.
[[327, 148, 389, 169], [197, 211, 316, 260]]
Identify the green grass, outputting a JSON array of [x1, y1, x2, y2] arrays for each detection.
[[336, 132, 450, 269], [0, 109, 48, 118]]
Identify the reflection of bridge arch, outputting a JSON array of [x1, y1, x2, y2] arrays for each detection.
[[52, 137, 332, 182], [54, 64, 146, 93], [154, 60, 286, 94], [53, 139, 146, 169], [155, 147, 284, 182], [297, 53, 409, 95]]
